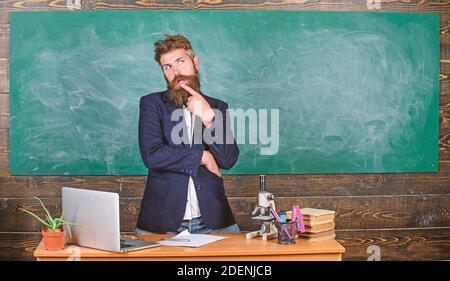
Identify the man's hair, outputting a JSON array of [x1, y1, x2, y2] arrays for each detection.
[[154, 34, 195, 64]]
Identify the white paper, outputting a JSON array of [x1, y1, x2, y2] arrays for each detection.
[[158, 230, 227, 247]]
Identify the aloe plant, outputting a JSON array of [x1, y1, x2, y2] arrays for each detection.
[[19, 196, 79, 238]]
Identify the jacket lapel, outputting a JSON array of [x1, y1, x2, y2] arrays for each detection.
[[161, 90, 179, 118], [162, 91, 189, 146]]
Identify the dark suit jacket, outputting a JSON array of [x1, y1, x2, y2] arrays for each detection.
[[136, 90, 240, 233]]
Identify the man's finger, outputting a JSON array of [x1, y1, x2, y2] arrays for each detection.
[[180, 84, 200, 96]]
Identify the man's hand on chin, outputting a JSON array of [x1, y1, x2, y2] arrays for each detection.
[[181, 84, 215, 128], [201, 150, 222, 178]]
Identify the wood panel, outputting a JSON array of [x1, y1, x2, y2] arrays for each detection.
[[441, 61, 450, 99], [0, 232, 41, 261], [0, 0, 449, 13], [235, 196, 450, 231], [0, 0, 449, 262], [336, 227, 450, 261], [439, 160, 450, 171], [1, 172, 450, 199], [0, 11, 9, 59], [0, 92, 8, 130], [2, 195, 449, 232], [0, 175, 147, 197], [0, 128, 9, 175]]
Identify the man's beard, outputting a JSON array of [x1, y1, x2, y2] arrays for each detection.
[[167, 72, 201, 108]]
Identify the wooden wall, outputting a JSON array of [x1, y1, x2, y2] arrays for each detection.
[[0, 0, 449, 261]]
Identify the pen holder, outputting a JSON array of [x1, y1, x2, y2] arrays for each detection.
[[275, 222, 295, 245]]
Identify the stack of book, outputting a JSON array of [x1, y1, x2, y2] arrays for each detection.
[[298, 208, 336, 242]]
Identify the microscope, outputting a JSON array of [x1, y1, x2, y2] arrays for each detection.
[[246, 175, 278, 240]]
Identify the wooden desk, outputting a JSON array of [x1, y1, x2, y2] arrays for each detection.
[[34, 234, 345, 261]]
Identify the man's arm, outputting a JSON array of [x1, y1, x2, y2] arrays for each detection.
[[181, 84, 240, 171], [138, 96, 203, 176], [204, 101, 240, 170]]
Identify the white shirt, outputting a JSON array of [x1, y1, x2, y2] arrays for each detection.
[[182, 108, 201, 220]]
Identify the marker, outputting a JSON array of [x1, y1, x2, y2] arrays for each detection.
[[291, 205, 305, 234]]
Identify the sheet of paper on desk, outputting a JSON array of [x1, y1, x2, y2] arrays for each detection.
[[158, 230, 227, 247]]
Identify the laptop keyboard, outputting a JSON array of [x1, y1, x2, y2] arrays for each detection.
[[120, 239, 132, 248]]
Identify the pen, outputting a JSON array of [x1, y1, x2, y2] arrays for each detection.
[[160, 238, 190, 242], [268, 207, 293, 239]]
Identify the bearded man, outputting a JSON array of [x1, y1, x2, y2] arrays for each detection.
[[135, 34, 240, 234]]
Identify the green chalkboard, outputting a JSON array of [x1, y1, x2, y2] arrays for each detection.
[[10, 10, 439, 175]]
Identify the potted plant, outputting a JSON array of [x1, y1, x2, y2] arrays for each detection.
[[19, 196, 78, 251]]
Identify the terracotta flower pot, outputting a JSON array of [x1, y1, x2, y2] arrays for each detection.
[[42, 229, 66, 251]]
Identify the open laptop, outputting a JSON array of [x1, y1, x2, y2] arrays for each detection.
[[62, 187, 160, 253]]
